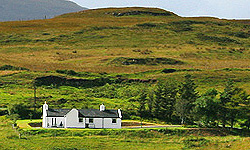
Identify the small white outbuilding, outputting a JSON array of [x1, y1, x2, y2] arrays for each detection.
[[42, 102, 122, 129]]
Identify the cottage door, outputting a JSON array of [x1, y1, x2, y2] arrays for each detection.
[[85, 118, 89, 128], [52, 118, 57, 127]]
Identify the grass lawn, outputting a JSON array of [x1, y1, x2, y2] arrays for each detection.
[[1, 116, 250, 150], [16, 119, 42, 129], [16, 119, 169, 129]]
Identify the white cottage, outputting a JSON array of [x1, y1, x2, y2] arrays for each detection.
[[42, 102, 122, 129]]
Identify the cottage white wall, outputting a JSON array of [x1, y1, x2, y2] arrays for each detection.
[[85, 118, 121, 128], [42, 115, 47, 128], [56, 117, 65, 127], [43, 117, 48, 128], [117, 118, 122, 128], [46, 117, 65, 128], [104, 118, 121, 128], [93, 118, 103, 128], [65, 109, 85, 128], [42, 103, 48, 128]]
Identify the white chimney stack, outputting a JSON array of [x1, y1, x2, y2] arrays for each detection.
[[118, 109, 122, 118], [42, 101, 49, 128], [100, 104, 105, 111]]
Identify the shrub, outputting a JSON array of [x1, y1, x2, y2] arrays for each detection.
[[0, 108, 8, 116], [112, 11, 172, 17], [227, 31, 249, 38], [42, 33, 50, 35], [136, 23, 157, 28], [110, 57, 184, 65], [197, 33, 240, 44], [170, 20, 206, 25], [0, 65, 29, 71], [91, 26, 122, 31], [168, 20, 207, 32], [162, 69, 177, 73], [170, 24, 193, 32], [7, 103, 41, 120], [183, 137, 210, 148]]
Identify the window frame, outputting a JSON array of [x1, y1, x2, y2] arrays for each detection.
[[79, 117, 83, 123], [89, 118, 94, 123], [112, 118, 117, 124]]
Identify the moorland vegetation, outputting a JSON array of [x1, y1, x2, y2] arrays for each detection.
[[0, 7, 250, 149]]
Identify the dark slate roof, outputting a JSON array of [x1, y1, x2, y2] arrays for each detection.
[[47, 109, 71, 117], [79, 109, 119, 118], [47, 109, 119, 118]]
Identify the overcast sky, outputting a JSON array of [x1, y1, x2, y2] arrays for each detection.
[[70, 0, 250, 19]]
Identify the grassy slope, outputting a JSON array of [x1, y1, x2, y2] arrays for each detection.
[[0, 8, 249, 108], [0, 68, 249, 110], [0, 7, 249, 72]]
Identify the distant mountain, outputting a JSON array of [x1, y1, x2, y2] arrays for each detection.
[[0, 0, 87, 21]]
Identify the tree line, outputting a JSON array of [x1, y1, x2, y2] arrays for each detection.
[[133, 74, 250, 129], [5, 74, 250, 129]]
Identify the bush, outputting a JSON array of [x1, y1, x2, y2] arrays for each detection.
[[170, 24, 193, 32], [136, 23, 157, 28], [183, 137, 210, 148], [110, 57, 184, 65], [7, 103, 41, 119], [227, 31, 249, 38], [0, 108, 8, 116], [170, 20, 206, 25], [91, 26, 122, 31], [168, 20, 205, 32], [0, 65, 29, 71], [162, 68, 177, 73], [35, 75, 114, 88], [197, 33, 240, 44]]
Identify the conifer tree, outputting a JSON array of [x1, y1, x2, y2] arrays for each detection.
[[153, 80, 178, 121], [175, 74, 199, 124], [219, 80, 248, 128], [195, 88, 219, 126]]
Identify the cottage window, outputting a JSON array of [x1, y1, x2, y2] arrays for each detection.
[[59, 121, 63, 127], [52, 118, 57, 126], [89, 118, 93, 123], [112, 118, 117, 124], [79, 118, 83, 123]]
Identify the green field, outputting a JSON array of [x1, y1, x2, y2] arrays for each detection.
[[1, 116, 250, 150]]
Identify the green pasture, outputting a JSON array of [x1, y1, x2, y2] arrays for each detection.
[[1, 116, 250, 150]]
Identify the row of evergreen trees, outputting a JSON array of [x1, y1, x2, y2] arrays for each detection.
[[133, 75, 250, 129]]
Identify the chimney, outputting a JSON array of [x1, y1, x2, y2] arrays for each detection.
[[43, 101, 48, 111], [42, 101, 49, 128], [118, 109, 122, 118], [100, 104, 105, 111]]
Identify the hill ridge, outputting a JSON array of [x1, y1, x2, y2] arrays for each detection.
[[0, 0, 87, 21], [56, 7, 178, 18]]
